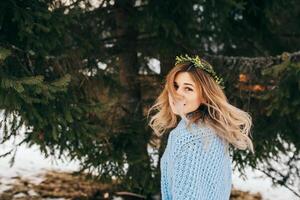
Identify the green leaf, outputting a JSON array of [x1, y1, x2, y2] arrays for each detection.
[[52, 127, 58, 142], [20, 75, 44, 85], [0, 47, 11, 61], [261, 61, 289, 77], [65, 109, 73, 123], [51, 74, 71, 88], [14, 82, 25, 93]]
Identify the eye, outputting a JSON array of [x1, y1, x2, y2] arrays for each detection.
[[174, 84, 179, 90], [185, 87, 193, 91]]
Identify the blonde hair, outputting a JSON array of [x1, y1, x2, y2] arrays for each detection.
[[147, 62, 254, 153]]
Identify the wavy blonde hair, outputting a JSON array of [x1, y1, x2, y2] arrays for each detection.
[[147, 62, 254, 153]]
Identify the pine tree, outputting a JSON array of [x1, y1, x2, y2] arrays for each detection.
[[0, 0, 299, 197]]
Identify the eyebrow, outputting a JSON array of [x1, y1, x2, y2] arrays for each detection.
[[174, 81, 195, 88]]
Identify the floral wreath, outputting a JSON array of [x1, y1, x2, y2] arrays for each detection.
[[175, 54, 225, 89]]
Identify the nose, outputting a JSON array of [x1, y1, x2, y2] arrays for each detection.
[[176, 87, 185, 96], [175, 88, 186, 102]]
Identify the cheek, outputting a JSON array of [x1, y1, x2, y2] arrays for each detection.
[[185, 94, 201, 109]]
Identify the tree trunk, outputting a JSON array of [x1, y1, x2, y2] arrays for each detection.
[[114, 0, 156, 195]]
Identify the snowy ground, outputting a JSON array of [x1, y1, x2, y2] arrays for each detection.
[[232, 167, 299, 200], [0, 132, 299, 199]]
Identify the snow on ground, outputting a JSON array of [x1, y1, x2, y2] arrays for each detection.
[[0, 130, 299, 199], [232, 167, 299, 200], [0, 135, 81, 194]]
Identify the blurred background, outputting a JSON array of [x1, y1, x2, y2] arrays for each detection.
[[0, 0, 299, 199]]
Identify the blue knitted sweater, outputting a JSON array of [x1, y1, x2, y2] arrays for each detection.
[[160, 118, 232, 200]]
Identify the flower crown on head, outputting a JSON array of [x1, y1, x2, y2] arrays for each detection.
[[175, 54, 225, 89]]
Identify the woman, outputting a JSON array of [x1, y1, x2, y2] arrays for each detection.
[[148, 55, 254, 200]]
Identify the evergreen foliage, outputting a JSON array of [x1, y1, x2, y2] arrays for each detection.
[[0, 0, 299, 197]]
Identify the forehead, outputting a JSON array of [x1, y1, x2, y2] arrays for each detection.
[[174, 72, 195, 85]]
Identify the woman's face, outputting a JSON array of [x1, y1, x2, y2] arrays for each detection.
[[168, 72, 203, 116]]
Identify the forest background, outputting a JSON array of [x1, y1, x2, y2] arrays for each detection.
[[0, 0, 299, 198]]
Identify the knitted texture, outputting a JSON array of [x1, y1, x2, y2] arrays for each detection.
[[160, 119, 232, 200]]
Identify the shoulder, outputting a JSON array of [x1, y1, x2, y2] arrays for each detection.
[[170, 119, 229, 157], [170, 119, 218, 145]]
